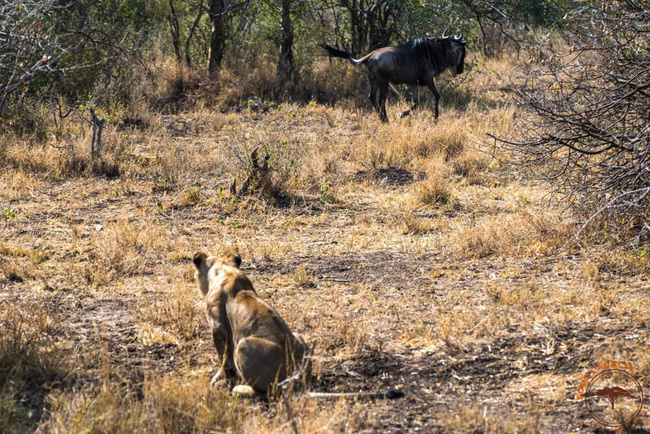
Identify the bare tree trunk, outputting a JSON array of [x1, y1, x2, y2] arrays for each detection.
[[168, 0, 182, 63], [475, 12, 489, 56], [208, 0, 226, 75], [185, 0, 205, 67], [276, 0, 294, 86]]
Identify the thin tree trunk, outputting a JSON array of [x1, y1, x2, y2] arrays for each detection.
[[168, 0, 182, 63], [277, 0, 293, 86], [208, 0, 226, 75], [475, 12, 489, 56], [185, 0, 204, 67]]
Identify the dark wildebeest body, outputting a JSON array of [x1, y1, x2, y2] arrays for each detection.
[[322, 34, 467, 122]]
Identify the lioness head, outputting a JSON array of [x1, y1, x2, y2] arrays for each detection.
[[193, 252, 242, 296]]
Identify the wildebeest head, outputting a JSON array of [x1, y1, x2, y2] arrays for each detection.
[[442, 31, 467, 76]]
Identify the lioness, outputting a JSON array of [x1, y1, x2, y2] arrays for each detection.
[[193, 252, 308, 396]]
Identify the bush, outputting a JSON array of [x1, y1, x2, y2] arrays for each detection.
[[229, 134, 305, 199], [505, 1, 650, 241]]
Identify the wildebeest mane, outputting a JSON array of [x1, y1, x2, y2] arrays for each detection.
[[400, 37, 457, 77]]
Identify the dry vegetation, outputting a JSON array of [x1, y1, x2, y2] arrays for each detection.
[[1, 53, 649, 433]]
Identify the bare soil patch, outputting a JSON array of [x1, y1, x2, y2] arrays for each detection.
[[355, 167, 426, 188]]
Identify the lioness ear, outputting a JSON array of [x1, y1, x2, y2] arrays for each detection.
[[224, 255, 242, 269], [193, 252, 207, 269]]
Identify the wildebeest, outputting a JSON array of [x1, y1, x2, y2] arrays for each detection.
[[321, 33, 467, 122]]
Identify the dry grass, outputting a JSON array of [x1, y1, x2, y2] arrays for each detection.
[[1, 53, 648, 432], [453, 149, 491, 184], [43, 373, 250, 433], [413, 176, 453, 206], [449, 209, 573, 259], [82, 218, 171, 287], [0, 303, 68, 432], [134, 289, 204, 344]]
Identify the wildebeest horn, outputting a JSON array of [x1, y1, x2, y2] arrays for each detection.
[[454, 30, 463, 41], [442, 29, 448, 39]]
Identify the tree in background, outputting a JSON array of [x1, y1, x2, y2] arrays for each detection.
[[167, 0, 206, 67], [457, 0, 567, 56], [208, 0, 227, 73], [0, 1, 79, 119], [0, 0, 156, 126], [277, 0, 294, 86], [315, 0, 404, 53]]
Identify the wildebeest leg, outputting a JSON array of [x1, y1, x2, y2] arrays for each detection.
[[426, 79, 441, 119], [398, 84, 419, 119], [368, 79, 379, 112], [377, 80, 389, 123]]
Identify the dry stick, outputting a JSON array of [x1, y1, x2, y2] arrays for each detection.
[[280, 389, 299, 434], [275, 341, 404, 434], [483, 406, 489, 434], [278, 344, 405, 400], [278, 342, 315, 434], [90, 108, 106, 157], [306, 390, 405, 399]]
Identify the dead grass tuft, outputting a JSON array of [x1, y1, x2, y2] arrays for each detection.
[[0, 259, 32, 283], [294, 263, 317, 288], [358, 116, 467, 169], [410, 159, 454, 207], [177, 182, 203, 207], [452, 149, 491, 183], [413, 177, 453, 206], [399, 213, 441, 235], [44, 372, 250, 433], [0, 170, 41, 201], [83, 218, 170, 287], [450, 210, 573, 258], [438, 407, 486, 433]]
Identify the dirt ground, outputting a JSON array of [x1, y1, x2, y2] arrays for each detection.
[[1, 56, 649, 432]]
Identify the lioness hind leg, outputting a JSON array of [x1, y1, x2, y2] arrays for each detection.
[[291, 333, 310, 372], [291, 333, 306, 361], [234, 336, 286, 394]]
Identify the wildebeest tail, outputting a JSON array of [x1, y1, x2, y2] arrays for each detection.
[[320, 44, 368, 66]]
